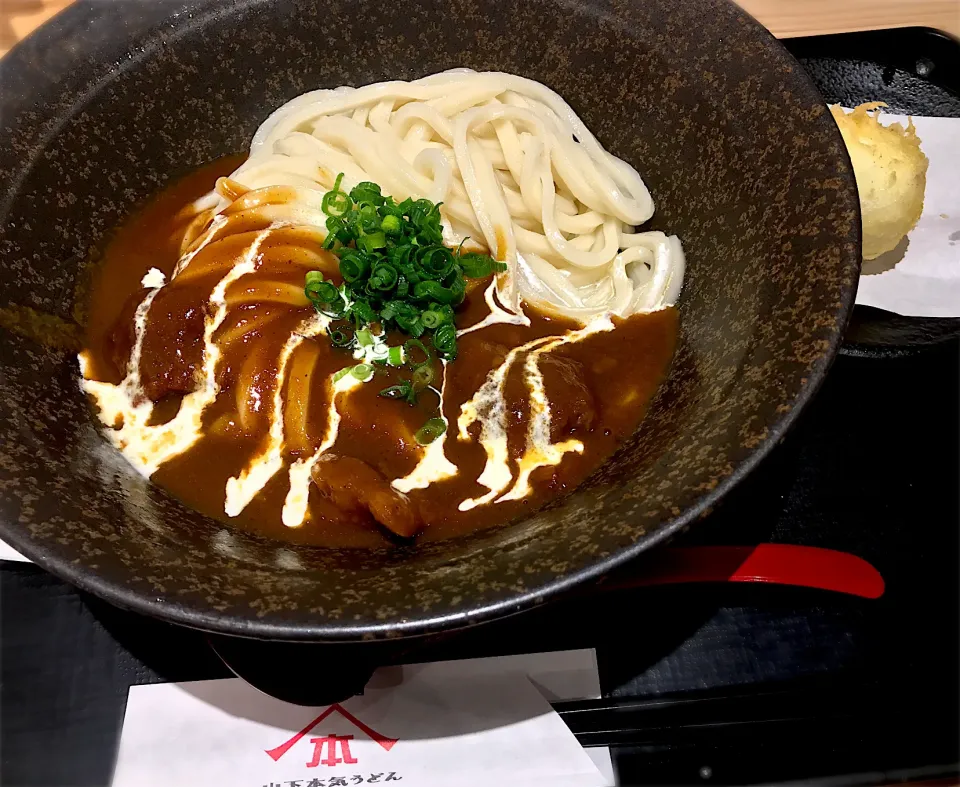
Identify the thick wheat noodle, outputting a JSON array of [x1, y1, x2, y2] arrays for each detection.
[[172, 229, 269, 284], [202, 69, 684, 322], [215, 309, 284, 347], [225, 281, 311, 309], [235, 335, 282, 434], [283, 340, 322, 454]]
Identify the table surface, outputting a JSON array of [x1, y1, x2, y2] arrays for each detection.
[[1, 0, 959, 56]]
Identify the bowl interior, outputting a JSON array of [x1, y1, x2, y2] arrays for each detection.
[[0, 0, 859, 639]]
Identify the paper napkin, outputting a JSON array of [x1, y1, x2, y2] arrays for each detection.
[[401, 649, 614, 784], [850, 114, 960, 318], [111, 649, 614, 787], [0, 538, 28, 562]]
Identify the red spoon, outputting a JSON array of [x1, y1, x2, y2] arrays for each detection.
[[600, 544, 885, 599]]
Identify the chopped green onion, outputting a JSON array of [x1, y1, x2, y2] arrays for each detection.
[[413, 279, 459, 305], [304, 271, 325, 302], [321, 173, 352, 217], [308, 175, 500, 409], [357, 203, 381, 230], [425, 303, 454, 326], [459, 252, 508, 279], [339, 250, 371, 283], [395, 312, 424, 338], [416, 246, 456, 279], [351, 363, 374, 381], [379, 381, 416, 404], [367, 262, 399, 292], [333, 367, 352, 383], [349, 299, 378, 327], [415, 418, 447, 445], [358, 231, 386, 253], [305, 273, 342, 314], [411, 364, 434, 390], [329, 328, 354, 348], [420, 310, 443, 329], [404, 339, 433, 369], [349, 181, 385, 207], [387, 345, 404, 366], [315, 281, 340, 303], [433, 323, 457, 360], [381, 214, 402, 235], [321, 301, 347, 319]]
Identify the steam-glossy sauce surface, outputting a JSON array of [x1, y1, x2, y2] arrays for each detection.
[[83, 159, 678, 547]]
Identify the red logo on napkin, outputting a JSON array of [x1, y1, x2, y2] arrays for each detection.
[[266, 703, 398, 767]]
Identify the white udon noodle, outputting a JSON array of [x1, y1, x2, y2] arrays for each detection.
[[79, 71, 686, 524], [198, 69, 684, 322]]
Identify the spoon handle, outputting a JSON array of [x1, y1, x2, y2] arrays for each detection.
[[601, 544, 885, 599]]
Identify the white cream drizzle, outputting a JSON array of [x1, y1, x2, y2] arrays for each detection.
[[391, 360, 458, 494], [456, 335, 555, 511], [171, 213, 229, 277], [388, 285, 614, 510], [351, 329, 392, 364], [140, 267, 167, 289], [82, 206, 629, 524], [389, 275, 530, 496], [457, 279, 530, 339], [281, 372, 363, 528], [391, 436, 460, 494], [224, 313, 330, 517], [81, 229, 271, 477], [496, 316, 614, 502]]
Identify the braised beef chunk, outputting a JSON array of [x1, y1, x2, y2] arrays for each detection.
[[104, 289, 147, 379], [539, 354, 597, 439], [459, 338, 511, 396], [311, 454, 424, 539], [476, 339, 510, 367], [136, 289, 207, 401], [336, 383, 428, 463]]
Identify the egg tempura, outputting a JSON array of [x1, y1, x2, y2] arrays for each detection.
[[830, 102, 928, 260]]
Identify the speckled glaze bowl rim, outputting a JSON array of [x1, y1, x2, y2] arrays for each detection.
[[0, 0, 861, 641]]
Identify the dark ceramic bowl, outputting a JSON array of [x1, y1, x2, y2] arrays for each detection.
[[0, 0, 860, 642]]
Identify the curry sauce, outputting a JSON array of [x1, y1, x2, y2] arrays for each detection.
[[82, 158, 678, 548]]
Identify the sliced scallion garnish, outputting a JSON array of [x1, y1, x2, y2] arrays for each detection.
[[411, 364, 434, 390], [415, 418, 447, 445], [387, 345, 404, 366], [403, 339, 432, 370], [379, 381, 416, 404], [351, 364, 374, 381], [304, 174, 507, 404], [329, 328, 354, 348]]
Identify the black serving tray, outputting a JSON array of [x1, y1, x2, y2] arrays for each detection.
[[3, 335, 958, 787], [2, 25, 959, 787], [784, 27, 960, 357]]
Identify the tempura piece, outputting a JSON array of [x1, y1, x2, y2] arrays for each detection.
[[830, 102, 928, 260]]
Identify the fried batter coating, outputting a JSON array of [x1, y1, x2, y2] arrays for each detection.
[[831, 102, 928, 260]]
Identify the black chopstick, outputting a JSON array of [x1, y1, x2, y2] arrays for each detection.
[[551, 679, 913, 749]]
